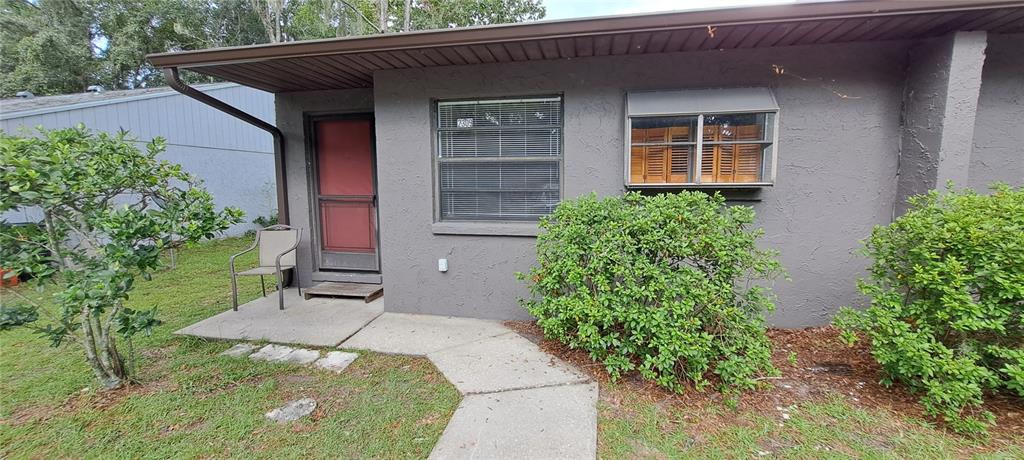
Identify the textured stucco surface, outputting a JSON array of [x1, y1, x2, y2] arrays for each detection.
[[275, 89, 374, 288], [935, 32, 987, 187], [896, 35, 954, 214], [896, 32, 988, 214], [970, 33, 1024, 191], [368, 41, 909, 326]]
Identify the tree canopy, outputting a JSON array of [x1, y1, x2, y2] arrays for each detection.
[[0, 0, 545, 97]]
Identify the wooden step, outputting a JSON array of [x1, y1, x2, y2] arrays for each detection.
[[303, 282, 383, 303]]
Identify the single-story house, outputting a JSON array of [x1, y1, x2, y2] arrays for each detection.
[[0, 83, 276, 235], [148, 0, 1024, 327]]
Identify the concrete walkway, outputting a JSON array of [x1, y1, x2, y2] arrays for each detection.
[[341, 313, 597, 460]]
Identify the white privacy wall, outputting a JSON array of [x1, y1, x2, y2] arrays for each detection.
[[1, 84, 276, 235]]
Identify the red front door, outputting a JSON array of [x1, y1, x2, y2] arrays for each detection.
[[313, 116, 379, 271]]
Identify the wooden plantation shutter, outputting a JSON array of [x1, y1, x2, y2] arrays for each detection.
[[701, 125, 718, 183], [701, 118, 764, 184], [630, 120, 694, 184], [668, 127, 691, 183]]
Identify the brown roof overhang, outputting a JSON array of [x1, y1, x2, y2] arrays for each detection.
[[147, 0, 1024, 93]]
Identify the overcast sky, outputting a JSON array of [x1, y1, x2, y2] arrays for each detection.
[[544, 0, 799, 20]]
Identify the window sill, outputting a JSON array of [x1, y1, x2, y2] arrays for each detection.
[[626, 182, 773, 189], [431, 221, 541, 237]]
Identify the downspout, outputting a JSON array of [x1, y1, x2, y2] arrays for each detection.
[[162, 68, 290, 225]]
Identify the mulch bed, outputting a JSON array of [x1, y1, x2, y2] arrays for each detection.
[[505, 321, 1024, 448]]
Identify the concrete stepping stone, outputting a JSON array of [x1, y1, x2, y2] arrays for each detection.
[[281, 348, 320, 364], [220, 343, 257, 358], [249, 344, 320, 364], [250, 344, 294, 361], [427, 332, 589, 395], [315, 351, 359, 373], [341, 313, 510, 356], [429, 383, 598, 460], [265, 398, 317, 423]]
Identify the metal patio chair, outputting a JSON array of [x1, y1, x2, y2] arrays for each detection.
[[230, 224, 302, 311]]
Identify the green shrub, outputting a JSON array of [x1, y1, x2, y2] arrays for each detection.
[[835, 184, 1024, 434], [0, 304, 38, 330], [252, 212, 278, 228], [519, 192, 784, 392]]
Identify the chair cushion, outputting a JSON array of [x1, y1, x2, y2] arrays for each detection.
[[237, 266, 295, 276]]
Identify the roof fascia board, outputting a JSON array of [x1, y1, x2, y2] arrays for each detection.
[[148, 0, 1024, 69], [0, 83, 240, 120]]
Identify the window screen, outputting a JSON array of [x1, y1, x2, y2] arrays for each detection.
[[436, 97, 562, 221]]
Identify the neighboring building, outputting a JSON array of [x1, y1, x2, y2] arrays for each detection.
[[148, 0, 1024, 326], [0, 83, 276, 235]]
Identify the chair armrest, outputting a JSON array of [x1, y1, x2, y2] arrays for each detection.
[[229, 242, 259, 273], [273, 237, 301, 272]]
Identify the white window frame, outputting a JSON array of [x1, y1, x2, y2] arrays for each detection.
[[624, 88, 780, 188]]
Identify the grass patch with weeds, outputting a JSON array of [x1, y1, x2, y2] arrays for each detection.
[[508, 321, 1024, 459], [599, 386, 1024, 459], [0, 238, 459, 458]]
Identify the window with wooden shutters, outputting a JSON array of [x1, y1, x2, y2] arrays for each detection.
[[630, 116, 696, 184], [436, 97, 562, 221], [626, 88, 778, 187], [699, 113, 770, 184]]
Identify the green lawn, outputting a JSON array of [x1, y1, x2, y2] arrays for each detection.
[[0, 238, 459, 459]]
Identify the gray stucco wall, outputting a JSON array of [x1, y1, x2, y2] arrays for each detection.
[[367, 40, 909, 326], [970, 33, 1024, 191], [934, 32, 987, 188], [895, 32, 988, 215], [895, 35, 956, 212], [277, 35, 1017, 326]]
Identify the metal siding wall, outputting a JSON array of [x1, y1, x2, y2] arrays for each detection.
[[1, 85, 276, 235]]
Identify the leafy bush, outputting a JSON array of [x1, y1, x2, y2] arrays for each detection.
[[519, 192, 784, 392], [0, 126, 242, 388], [0, 221, 48, 280], [252, 212, 278, 228], [0, 304, 38, 330], [835, 185, 1024, 434]]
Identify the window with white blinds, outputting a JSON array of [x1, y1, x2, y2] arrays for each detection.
[[436, 97, 562, 221]]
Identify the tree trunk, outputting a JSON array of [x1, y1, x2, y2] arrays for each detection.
[[100, 302, 128, 381], [43, 210, 127, 389], [274, 0, 283, 42], [252, 0, 281, 43], [403, 0, 411, 32], [378, 0, 387, 33], [338, 0, 348, 36], [80, 307, 124, 389]]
